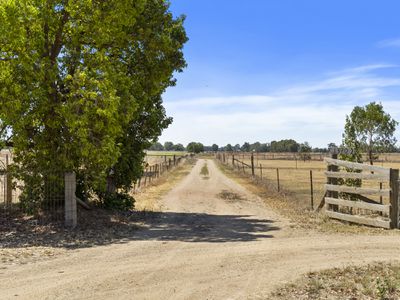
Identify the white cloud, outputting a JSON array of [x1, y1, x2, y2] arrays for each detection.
[[161, 64, 400, 147], [377, 38, 400, 48]]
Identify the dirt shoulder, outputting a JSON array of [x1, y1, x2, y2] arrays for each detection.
[[1, 159, 400, 300]]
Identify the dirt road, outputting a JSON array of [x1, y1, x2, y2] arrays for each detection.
[[1, 159, 400, 299]]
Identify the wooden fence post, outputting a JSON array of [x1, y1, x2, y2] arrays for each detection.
[[5, 154, 12, 207], [251, 153, 255, 176], [276, 168, 280, 192], [260, 164, 263, 180], [232, 155, 235, 166], [144, 168, 148, 186], [65, 172, 77, 228], [390, 168, 399, 229], [310, 170, 314, 210], [328, 153, 339, 211]]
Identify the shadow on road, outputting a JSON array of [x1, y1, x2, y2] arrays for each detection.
[[133, 211, 279, 242], [1, 210, 280, 249]]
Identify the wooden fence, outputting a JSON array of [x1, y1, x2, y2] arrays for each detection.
[[324, 157, 398, 229]]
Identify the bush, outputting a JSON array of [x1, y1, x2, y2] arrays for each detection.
[[101, 192, 135, 211]]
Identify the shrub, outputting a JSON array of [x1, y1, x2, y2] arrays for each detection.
[[101, 192, 135, 211]]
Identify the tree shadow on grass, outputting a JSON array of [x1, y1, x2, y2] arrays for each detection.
[[0, 208, 280, 249]]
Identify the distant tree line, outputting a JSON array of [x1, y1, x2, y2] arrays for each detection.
[[217, 139, 328, 153], [150, 135, 400, 155], [149, 139, 328, 154], [149, 141, 204, 153]]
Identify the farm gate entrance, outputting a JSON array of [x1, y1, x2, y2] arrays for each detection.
[[324, 157, 399, 229]]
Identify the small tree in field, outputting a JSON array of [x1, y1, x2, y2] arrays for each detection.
[[164, 142, 175, 151], [187, 142, 204, 154], [298, 142, 312, 162], [342, 102, 398, 165]]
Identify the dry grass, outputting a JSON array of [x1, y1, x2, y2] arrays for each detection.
[[200, 161, 209, 179], [237, 158, 400, 208], [134, 158, 196, 211], [271, 262, 400, 299], [217, 190, 244, 202]]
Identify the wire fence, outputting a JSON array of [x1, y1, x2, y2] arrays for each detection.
[[1, 170, 65, 223], [132, 154, 193, 192], [0, 151, 71, 225], [219, 151, 400, 163], [216, 152, 398, 213], [1, 149, 193, 226], [216, 152, 326, 211]]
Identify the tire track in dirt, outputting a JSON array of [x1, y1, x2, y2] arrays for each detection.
[[1, 159, 400, 299]]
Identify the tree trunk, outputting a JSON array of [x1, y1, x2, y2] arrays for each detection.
[[369, 149, 374, 165]]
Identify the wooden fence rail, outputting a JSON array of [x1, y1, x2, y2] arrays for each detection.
[[323, 157, 398, 229]]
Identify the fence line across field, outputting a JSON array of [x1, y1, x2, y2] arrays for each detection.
[[217, 152, 318, 210], [216, 151, 400, 229], [219, 151, 400, 164], [132, 154, 192, 192]]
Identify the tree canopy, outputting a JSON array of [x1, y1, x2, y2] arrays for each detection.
[[0, 0, 187, 205], [342, 102, 398, 164], [187, 142, 204, 153], [270, 139, 299, 152]]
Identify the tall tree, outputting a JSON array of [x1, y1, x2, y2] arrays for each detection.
[[0, 0, 187, 206], [241, 142, 250, 152], [342, 102, 398, 165], [187, 142, 204, 153], [211, 144, 219, 152], [164, 142, 175, 151], [298, 142, 312, 162], [149, 142, 164, 151], [225, 144, 233, 152], [173, 143, 185, 151]]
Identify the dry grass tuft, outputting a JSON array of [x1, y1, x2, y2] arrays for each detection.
[[217, 190, 244, 202], [271, 262, 400, 299], [200, 162, 209, 179]]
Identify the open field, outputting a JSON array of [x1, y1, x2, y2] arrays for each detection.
[[221, 153, 400, 213]]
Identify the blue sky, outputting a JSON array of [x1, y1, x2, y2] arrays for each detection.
[[160, 0, 400, 147]]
